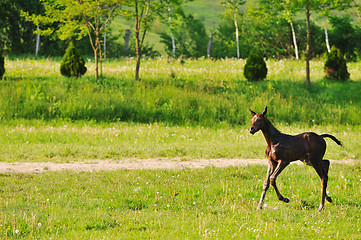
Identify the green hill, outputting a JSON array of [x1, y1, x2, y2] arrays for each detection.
[[110, 0, 224, 55], [109, 0, 361, 56], [183, 0, 223, 30]]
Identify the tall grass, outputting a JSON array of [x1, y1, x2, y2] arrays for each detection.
[[1, 57, 360, 126], [1, 164, 361, 239], [1, 57, 361, 240], [1, 120, 359, 163]]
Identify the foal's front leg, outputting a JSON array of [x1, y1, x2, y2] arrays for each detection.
[[257, 161, 274, 210], [270, 160, 290, 203]]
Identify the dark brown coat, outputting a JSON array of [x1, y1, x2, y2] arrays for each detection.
[[249, 106, 342, 211]]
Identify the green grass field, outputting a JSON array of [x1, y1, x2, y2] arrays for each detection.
[[0, 120, 360, 163], [1, 57, 361, 239], [1, 164, 361, 239], [2, 57, 361, 126], [1, 57, 361, 162]]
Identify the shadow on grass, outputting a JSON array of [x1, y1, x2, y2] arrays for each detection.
[[1, 75, 360, 126]]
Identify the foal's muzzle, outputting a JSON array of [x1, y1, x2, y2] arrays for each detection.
[[249, 126, 256, 134]]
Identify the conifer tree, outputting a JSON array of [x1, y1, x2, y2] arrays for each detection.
[[60, 42, 87, 78], [324, 46, 349, 81], [0, 54, 5, 79], [244, 50, 267, 81]]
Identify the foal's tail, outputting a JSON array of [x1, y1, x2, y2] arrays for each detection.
[[321, 134, 342, 146]]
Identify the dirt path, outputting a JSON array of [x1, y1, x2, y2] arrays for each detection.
[[0, 158, 358, 173]]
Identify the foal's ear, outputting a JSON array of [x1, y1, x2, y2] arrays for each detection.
[[250, 109, 256, 116], [261, 106, 267, 116]]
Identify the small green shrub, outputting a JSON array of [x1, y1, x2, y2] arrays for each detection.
[[324, 46, 349, 81], [60, 42, 87, 78], [0, 54, 5, 79], [243, 50, 267, 81]]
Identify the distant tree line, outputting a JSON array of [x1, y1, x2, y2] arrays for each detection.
[[1, 0, 360, 84], [211, 12, 361, 61], [1, 0, 360, 61], [0, 0, 43, 55]]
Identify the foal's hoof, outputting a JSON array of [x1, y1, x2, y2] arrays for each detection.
[[283, 198, 290, 203], [326, 196, 332, 203]]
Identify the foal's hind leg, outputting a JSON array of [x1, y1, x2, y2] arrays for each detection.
[[310, 156, 330, 211], [322, 160, 332, 203]]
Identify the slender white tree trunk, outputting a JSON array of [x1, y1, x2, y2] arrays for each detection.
[[104, 23, 107, 58], [290, 20, 299, 60], [170, 32, 175, 58], [234, 9, 240, 58], [306, 5, 311, 86], [207, 33, 214, 58], [324, 20, 331, 53], [35, 25, 40, 56], [168, 6, 175, 58]]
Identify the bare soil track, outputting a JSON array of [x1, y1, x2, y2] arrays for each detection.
[[0, 158, 358, 173]]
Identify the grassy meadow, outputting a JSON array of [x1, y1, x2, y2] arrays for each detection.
[[1, 57, 361, 239], [2, 57, 361, 126], [0, 120, 360, 163], [1, 57, 361, 162], [1, 164, 361, 239]]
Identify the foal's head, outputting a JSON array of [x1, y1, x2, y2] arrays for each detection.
[[248, 106, 267, 134]]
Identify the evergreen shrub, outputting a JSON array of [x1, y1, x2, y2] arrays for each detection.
[[244, 50, 267, 81], [0, 54, 5, 79], [324, 46, 349, 81], [60, 42, 87, 78]]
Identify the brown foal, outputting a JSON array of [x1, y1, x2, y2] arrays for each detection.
[[248, 106, 342, 211]]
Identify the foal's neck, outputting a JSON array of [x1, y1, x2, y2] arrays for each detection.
[[261, 118, 281, 146]]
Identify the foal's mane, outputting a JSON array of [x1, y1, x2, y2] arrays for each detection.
[[263, 116, 282, 136], [261, 117, 283, 146]]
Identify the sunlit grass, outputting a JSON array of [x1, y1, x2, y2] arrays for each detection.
[[1, 164, 361, 239], [0, 120, 359, 163], [0, 57, 361, 239], [1, 56, 361, 162], [4, 57, 361, 81], [2, 57, 361, 126]]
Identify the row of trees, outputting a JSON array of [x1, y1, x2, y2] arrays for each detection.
[[1, 0, 361, 85], [243, 46, 350, 82], [4, 0, 188, 81]]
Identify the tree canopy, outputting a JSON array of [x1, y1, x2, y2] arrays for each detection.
[[21, 0, 121, 80], [122, 0, 186, 80], [0, 0, 360, 83]]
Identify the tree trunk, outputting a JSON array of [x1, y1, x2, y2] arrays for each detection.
[[135, 30, 141, 81], [124, 29, 131, 56], [207, 33, 214, 59], [324, 20, 331, 53], [135, 0, 141, 81], [96, 24, 101, 79], [170, 33, 175, 58], [305, 5, 311, 86], [234, 9, 240, 59], [99, 39, 103, 78], [134, 0, 150, 81], [35, 25, 40, 57], [104, 23, 107, 59], [168, 6, 176, 58], [290, 20, 299, 60], [94, 48, 99, 80], [135, 22, 141, 81], [135, 50, 141, 81]]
